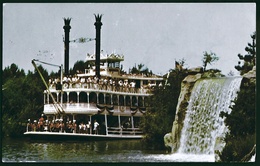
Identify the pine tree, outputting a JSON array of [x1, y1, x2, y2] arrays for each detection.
[[235, 32, 256, 75]]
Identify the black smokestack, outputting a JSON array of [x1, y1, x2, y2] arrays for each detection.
[[63, 18, 71, 75], [94, 14, 103, 79]]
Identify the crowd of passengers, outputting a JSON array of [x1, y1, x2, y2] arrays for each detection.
[[27, 114, 106, 135], [49, 76, 163, 93]]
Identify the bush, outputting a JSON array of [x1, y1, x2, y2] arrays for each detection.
[[219, 134, 255, 162], [140, 70, 187, 149], [219, 78, 256, 161]]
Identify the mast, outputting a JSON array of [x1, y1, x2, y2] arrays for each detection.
[[94, 14, 103, 79]]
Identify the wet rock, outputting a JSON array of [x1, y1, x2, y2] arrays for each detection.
[[166, 73, 202, 151], [243, 66, 256, 79], [182, 73, 202, 83], [241, 144, 256, 162], [242, 66, 256, 84], [187, 67, 203, 75], [202, 69, 225, 78], [164, 133, 173, 152]]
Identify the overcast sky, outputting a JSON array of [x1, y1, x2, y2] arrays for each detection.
[[3, 3, 256, 75]]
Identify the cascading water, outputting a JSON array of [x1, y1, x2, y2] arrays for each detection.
[[178, 77, 242, 156], [145, 77, 242, 162]]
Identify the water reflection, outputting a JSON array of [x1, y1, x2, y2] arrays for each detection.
[[2, 137, 217, 162], [2, 138, 166, 162]]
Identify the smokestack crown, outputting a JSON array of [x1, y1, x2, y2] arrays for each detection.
[[94, 14, 103, 27], [63, 18, 71, 30]]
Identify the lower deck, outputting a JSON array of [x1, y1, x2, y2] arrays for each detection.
[[27, 112, 143, 139], [24, 131, 142, 141]]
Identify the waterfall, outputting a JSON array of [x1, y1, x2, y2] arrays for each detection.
[[177, 77, 242, 155]]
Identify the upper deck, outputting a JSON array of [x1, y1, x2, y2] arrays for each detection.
[[47, 52, 164, 96], [43, 52, 164, 115]]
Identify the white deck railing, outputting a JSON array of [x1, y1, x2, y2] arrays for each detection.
[[48, 82, 156, 96], [44, 103, 146, 116]]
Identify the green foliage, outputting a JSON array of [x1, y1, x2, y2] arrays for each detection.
[[140, 70, 187, 149], [219, 134, 255, 162], [2, 64, 48, 137], [2, 63, 25, 85], [70, 60, 89, 75], [202, 51, 219, 71], [235, 32, 256, 75], [201, 68, 224, 78], [222, 80, 255, 137], [219, 79, 256, 161], [129, 63, 153, 76]]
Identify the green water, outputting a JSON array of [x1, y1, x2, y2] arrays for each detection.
[[2, 137, 166, 162]]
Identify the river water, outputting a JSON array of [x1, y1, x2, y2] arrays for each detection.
[[2, 137, 214, 162]]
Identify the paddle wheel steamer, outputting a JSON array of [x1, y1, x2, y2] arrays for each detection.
[[24, 14, 164, 140]]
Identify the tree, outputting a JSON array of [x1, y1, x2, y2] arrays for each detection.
[[70, 60, 89, 75], [129, 63, 153, 76], [219, 79, 255, 161], [218, 32, 256, 162], [202, 51, 219, 71], [173, 58, 186, 72], [2, 64, 48, 137], [2, 63, 25, 84], [235, 32, 256, 75], [140, 69, 188, 149]]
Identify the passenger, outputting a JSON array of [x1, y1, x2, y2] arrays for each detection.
[[79, 122, 84, 133], [159, 82, 163, 88], [86, 121, 91, 134], [72, 76, 76, 82], [67, 121, 73, 133], [55, 120, 60, 132], [93, 120, 99, 135], [73, 120, 77, 133], [39, 114, 44, 131], [48, 79, 53, 88], [60, 119, 64, 133], [99, 78, 103, 90], [87, 77, 91, 89], [49, 120, 54, 132], [109, 79, 113, 91], [32, 120, 37, 132], [130, 81, 135, 93], [44, 120, 48, 131], [112, 80, 116, 91], [67, 76, 71, 83], [103, 78, 108, 90], [123, 80, 128, 92], [27, 119, 31, 132], [80, 78, 85, 83], [140, 85, 144, 94], [83, 123, 86, 134], [123, 119, 131, 129], [118, 80, 123, 91]]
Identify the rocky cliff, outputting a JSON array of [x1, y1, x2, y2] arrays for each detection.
[[164, 67, 203, 152]]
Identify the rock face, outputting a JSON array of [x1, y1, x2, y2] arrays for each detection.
[[241, 144, 256, 162], [165, 66, 256, 159], [164, 133, 173, 151], [187, 67, 203, 75], [167, 72, 202, 152], [242, 66, 256, 84]]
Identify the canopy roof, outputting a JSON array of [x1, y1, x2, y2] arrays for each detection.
[[86, 52, 124, 63]]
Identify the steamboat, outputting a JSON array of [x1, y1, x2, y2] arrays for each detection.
[[24, 15, 164, 140]]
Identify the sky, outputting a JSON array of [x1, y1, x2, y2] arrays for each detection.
[[3, 3, 256, 76]]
